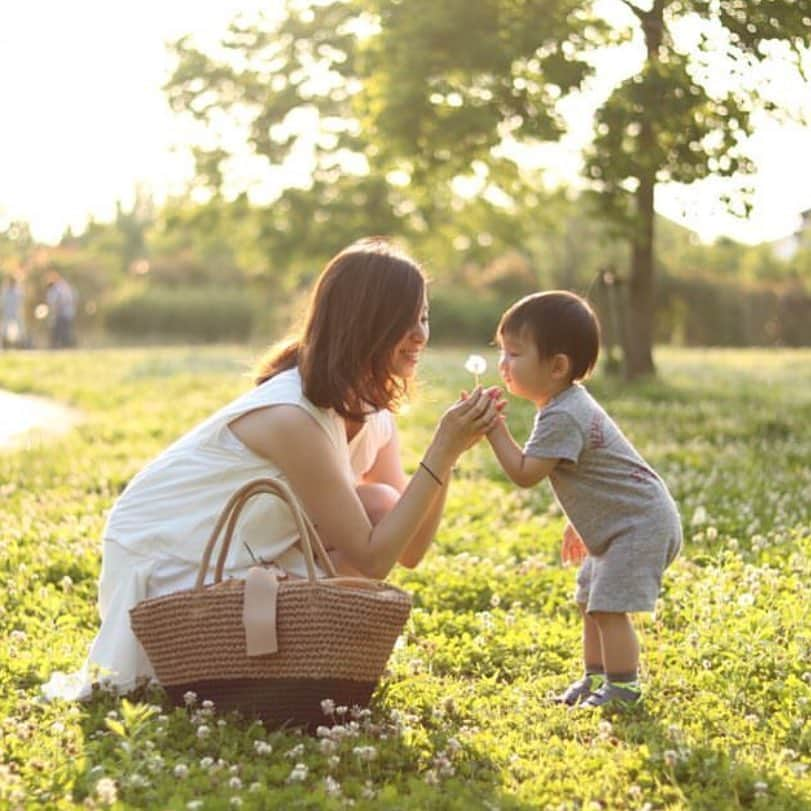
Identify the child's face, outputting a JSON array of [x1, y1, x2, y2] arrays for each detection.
[[498, 329, 567, 406]]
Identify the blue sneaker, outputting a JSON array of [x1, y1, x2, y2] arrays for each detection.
[[553, 673, 605, 706], [579, 682, 642, 708]]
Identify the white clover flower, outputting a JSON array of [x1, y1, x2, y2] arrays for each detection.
[[94, 777, 117, 805], [320, 738, 337, 755], [285, 743, 305, 759], [230, 798, 243, 808], [254, 740, 273, 755], [321, 698, 336, 715], [328, 755, 340, 770], [754, 781, 768, 795], [353, 745, 377, 762], [173, 764, 189, 779], [200, 756, 215, 769], [229, 777, 242, 790], [598, 720, 613, 736], [324, 776, 342, 796], [196, 724, 211, 739], [336, 705, 348, 717], [316, 725, 332, 738], [183, 690, 198, 706], [362, 780, 376, 799], [287, 763, 308, 783], [249, 782, 262, 793], [201, 699, 215, 710], [187, 802, 203, 811], [706, 526, 718, 541], [690, 506, 707, 527], [129, 773, 150, 789]]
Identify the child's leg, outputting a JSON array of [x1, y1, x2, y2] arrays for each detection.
[[554, 560, 606, 704], [579, 602, 604, 673], [589, 611, 639, 678], [578, 610, 642, 706]]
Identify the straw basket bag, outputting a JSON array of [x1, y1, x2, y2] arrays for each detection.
[[129, 477, 412, 728]]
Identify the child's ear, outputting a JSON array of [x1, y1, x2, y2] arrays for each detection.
[[551, 353, 571, 380]]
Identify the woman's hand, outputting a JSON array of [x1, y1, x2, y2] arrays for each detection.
[[456, 386, 506, 449], [435, 386, 502, 458], [561, 523, 588, 566]]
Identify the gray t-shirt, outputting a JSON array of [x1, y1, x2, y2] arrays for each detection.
[[524, 384, 677, 555]]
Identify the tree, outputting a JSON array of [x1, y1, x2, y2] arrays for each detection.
[[356, 0, 810, 376], [166, 1, 810, 375]]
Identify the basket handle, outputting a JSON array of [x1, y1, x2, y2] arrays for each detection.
[[194, 477, 338, 590], [214, 478, 337, 583]]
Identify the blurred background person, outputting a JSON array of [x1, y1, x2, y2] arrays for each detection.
[[1, 273, 28, 349], [45, 270, 77, 348]]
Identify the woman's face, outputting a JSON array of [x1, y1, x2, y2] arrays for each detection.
[[389, 296, 430, 379]]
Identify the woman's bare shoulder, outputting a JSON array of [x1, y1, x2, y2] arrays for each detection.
[[230, 404, 335, 460]]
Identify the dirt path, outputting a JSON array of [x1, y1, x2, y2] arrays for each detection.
[[0, 389, 80, 450]]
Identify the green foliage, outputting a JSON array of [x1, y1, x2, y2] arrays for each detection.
[[2, 347, 811, 808], [656, 275, 811, 346], [160, 0, 811, 376], [104, 286, 258, 342]]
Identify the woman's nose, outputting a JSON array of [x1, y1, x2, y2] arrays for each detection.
[[411, 322, 428, 344]]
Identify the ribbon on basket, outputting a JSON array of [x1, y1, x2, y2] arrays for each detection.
[[243, 566, 284, 656]]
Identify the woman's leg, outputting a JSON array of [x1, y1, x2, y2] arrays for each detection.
[[356, 482, 400, 525], [326, 483, 401, 575]]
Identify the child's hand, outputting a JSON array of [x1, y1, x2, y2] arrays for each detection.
[[561, 523, 588, 566], [459, 386, 505, 444]]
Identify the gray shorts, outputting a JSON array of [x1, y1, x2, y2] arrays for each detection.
[[575, 516, 682, 614]]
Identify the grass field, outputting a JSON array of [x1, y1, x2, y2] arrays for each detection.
[[1, 346, 810, 810]]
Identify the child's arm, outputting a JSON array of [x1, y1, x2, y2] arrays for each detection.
[[487, 419, 558, 488]]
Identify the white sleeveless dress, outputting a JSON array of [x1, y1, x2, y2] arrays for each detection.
[[43, 367, 394, 699]]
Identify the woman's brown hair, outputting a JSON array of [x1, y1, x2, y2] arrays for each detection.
[[255, 238, 426, 420]]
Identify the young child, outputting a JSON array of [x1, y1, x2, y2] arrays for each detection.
[[487, 291, 682, 707]]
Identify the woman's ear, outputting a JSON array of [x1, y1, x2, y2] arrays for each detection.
[[551, 353, 572, 381]]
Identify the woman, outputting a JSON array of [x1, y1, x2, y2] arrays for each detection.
[[44, 238, 500, 699]]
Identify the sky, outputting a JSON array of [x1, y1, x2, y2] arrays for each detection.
[[1, 0, 810, 247]]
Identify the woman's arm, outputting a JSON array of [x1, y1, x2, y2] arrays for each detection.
[[360, 426, 448, 569], [229, 389, 497, 579]]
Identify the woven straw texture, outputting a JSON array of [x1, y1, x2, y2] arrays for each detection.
[[129, 477, 412, 699], [130, 576, 411, 684]]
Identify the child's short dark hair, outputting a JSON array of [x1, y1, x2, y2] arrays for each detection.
[[497, 291, 600, 381]]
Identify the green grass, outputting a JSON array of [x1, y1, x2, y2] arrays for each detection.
[[1, 346, 810, 810]]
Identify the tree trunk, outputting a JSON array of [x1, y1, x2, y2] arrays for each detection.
[[623, 176, 656, 378], [622, 0, 664, 380]]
